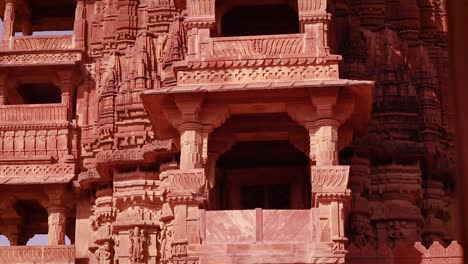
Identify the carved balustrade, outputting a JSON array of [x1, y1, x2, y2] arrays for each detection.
[[192, 209, 348, 263], [0, 103, 68, 123], [0, 245, 75, 264], [8, 35, 73, 51], [209, 34, 305, 57], [0, 103, 76, 161]]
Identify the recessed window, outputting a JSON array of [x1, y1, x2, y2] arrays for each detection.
[[219, 3, 299, 37], [11, 0, 75, 36], [8, 83, 61, 104]]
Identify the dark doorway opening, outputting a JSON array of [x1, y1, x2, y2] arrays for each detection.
[[8, 83, 62, 104], [220, 4, 299, 37], [214, 140, 310, 210]]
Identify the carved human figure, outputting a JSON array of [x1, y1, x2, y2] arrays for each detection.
[[180, 129, 203, 170], [95, 241, 114, 264], [158, 226, 173, 262], [129, 227, 147, 264]]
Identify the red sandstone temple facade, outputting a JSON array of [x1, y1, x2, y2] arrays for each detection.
[[0, 0, 463, 263]]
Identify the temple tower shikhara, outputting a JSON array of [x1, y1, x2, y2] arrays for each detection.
[[0, 0, 462, 263]]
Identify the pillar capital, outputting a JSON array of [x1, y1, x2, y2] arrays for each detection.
[[177, 122, 204, 133], [305, 118, 341, 131]]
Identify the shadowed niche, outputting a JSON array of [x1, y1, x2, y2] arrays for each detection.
[[219, 3, 299, 36]]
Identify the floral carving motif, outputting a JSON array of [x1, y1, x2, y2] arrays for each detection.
[[11, 36, 72, 51], [311, 165, 350, 193], [166, 169, 206, 194], [211, 35, 304, 57]]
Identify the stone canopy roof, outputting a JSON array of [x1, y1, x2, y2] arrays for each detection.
[[0, 0, 76, 32]]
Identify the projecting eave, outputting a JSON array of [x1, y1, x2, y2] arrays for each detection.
[[141, 79, 374, 140]]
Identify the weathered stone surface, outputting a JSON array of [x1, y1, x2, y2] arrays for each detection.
[[0, 0, 460, 263]]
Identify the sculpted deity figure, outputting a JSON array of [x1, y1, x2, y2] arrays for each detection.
[[95, 241, 114, 264], [129, 227, 147, 264], [158, 225, 173, 262]]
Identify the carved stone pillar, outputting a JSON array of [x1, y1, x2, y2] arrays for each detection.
[[311, 166, 351, 254], [47, 205, 67, 245], [307, 117, 350, 254], [2, 0, 15, 47], [73, 0, 86, 49], [58, 71, 74, 120], [185, 0, 215, 57], [178, 123, 204, 171], [0, 73, 7, 105], [3, 219, 25, 246], [298, 0, 330, 56], [306, 119, 340, 166]]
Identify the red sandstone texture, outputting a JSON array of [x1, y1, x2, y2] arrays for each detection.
[[0, 0, 461, 263]]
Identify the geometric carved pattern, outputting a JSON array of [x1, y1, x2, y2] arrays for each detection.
[[0, 104, 68, 123], [0, 52, 82, 66], [177, 64, 340, 84], [0, 164, 75, 181], [0, 245, 75, 264]]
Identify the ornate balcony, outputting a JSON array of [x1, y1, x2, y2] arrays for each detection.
[[0, 35, 82, 67], [0, 103, 68, 123], [0, 245, 75, 264], [0, 0, 86, 67], [0, 103, 77, 184]]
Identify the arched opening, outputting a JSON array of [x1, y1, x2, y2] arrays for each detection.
[[215, 141, 310, 210], [15, 200, 48, 245], [208, 113, 311, 210], [7, 83, 62, 105], [217, 0, 299, 37], [10, 200, 75, 246], [0, 235, 10, 246], [26, 235, 71, 246], [9, 0, 76, 36]]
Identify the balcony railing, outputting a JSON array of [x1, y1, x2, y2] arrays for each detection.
[[9, 35, 73, 51], [210, 34, 305, 57], [200, 209, 319, 244], [0, 103, 74, 159], [0, 245, 75, 264], [0, 103, 68, 123]]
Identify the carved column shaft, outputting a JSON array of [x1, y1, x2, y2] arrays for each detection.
[[47, 206, 67, 245], [179, 123, 204, 170], [0, 73, 6, 105], [2, 0, 15, 46], [73, 0, 86, 49]]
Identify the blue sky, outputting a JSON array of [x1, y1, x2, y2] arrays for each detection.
[[0, 235, 71, 246]]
